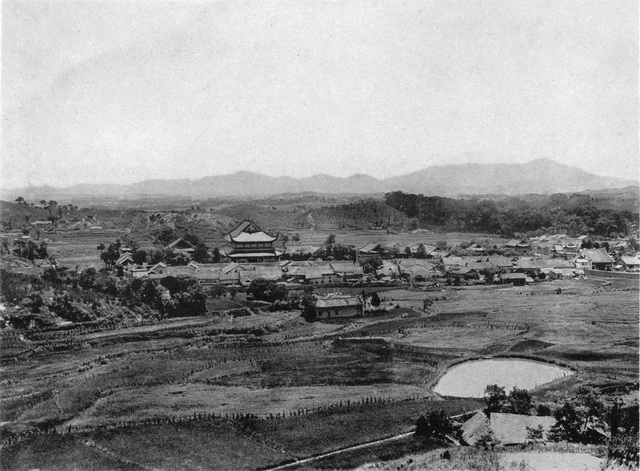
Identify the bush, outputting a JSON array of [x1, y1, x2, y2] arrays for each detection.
[[415, 410, 453, 439], [484, 385, 532, 415], [607, 400, 639, 467], [247, 279, 287, 303], [548, 387, 609, 444]]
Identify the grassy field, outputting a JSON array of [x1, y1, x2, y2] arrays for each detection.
[[1, 275, 637, 470], [286, 229, 509, 250]]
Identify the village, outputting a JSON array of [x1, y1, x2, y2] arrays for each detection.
[[73, 219, 640, 318], [0, 203, 638, 471]]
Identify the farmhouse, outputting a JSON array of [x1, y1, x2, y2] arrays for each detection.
[[116, 252, 135, 266], [377, 261, 402, 279], [487, 255, 515, 270], [499, 273, 527, 286], [505, 239, 531, 251], [467, 243, 487, 254], [357, 242, 383, 262], [330, 262, 364, 281], [322, 270, 343, 284], [461, 412, 556, 446], [573, 256, 592, 270], [166, 237, 196, 256], [315, 296, 364, 320], [407, 265, 433, 282], [130, 262, 166, 279], [223, 220, 283, 263], [581, 248, 614, 271], [442, 256, 463, 271], [490, 413, 556, 445], [615, 255, 640, 272], [287, 266, 324, 285]]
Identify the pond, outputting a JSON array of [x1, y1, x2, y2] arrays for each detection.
[[432, 358, 573, 398]]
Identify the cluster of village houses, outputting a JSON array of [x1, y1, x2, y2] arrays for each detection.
[[109, 221, 639, 287]]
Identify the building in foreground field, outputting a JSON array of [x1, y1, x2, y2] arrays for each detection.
[[581, 248, 614, 271], [615, 255, 640, 272], [499, 272, 527, 286], [222, 220, 283, 263], [315, 296, 364, 320]]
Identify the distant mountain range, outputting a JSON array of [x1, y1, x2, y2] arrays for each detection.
[[5, 159, 637, 200]]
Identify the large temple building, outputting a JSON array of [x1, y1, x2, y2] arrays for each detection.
[[222, 220, 283, 263]]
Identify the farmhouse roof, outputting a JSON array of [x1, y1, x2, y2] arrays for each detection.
[[618, 256, 640, 265], [551, 259, 575, 268], [487, 255, 514, 268], [359, 242, 382, 253], [288, 266, 324, 279], [116, 253, 134, 265], [252, 266, 284, 280], [411, 244, 438, 254], [500, 273, 527, 280], [460, 412, 490, 446], [316, 297, 363, 309], [166, 237, 195, 250], [221, 262, 243, 274], [443, 256, 463, 266], [378, 262, 401, 275], [582, 248, 614, 264], [330, 262, 364, 275], [490, 413, 556, 445]]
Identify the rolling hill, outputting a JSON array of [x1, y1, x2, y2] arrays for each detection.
[[4, 159, 636, 200]]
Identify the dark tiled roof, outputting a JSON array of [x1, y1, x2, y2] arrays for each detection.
[[582, 248, 614, 264], [316, 297, 362, 308]]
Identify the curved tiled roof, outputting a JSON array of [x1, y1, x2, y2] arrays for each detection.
[[231, 231, 277, 243]]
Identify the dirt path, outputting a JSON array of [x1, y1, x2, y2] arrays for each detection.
[[264, 410, 481, 471], [264, 431, 415, 471]]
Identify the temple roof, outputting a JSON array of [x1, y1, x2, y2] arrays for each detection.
[[224, 220, 277, 243], [231, 231, 277, 243]]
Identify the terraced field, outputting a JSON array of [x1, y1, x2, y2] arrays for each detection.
[[1, 277, 637, 470]]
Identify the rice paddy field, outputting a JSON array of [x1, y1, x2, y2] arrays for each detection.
[[1, 274, 637, 470]]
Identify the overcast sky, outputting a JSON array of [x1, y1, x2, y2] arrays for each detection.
[[2, 0, 638, 189]]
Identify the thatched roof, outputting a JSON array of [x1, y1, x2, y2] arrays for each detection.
[[490, 413, 556, 445], [460, 411, 490, 446]]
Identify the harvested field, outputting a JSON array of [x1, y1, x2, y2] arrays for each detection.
[[1, 275, 637, 470]]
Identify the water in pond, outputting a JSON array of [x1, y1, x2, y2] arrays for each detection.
[[433, 359, 573, 398]]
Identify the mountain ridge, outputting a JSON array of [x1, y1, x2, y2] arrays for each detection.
[[4, 159, 636, 200]]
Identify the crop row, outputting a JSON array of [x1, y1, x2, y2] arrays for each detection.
[[1, 394, 426, 448]]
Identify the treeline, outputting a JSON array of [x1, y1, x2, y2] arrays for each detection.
[[308, 199, 411, 230], [0, 267, 208, 329], [384, 191, 639, 237]]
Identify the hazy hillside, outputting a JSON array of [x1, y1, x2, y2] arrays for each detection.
[[5, 159, 636, 201], [385, 159, 635, 195]]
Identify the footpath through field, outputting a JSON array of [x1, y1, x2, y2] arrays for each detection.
[[263, 431, 415, 471], [263, 410, 481, 471]]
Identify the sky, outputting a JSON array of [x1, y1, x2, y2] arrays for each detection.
[[1, 0, 638, 189]]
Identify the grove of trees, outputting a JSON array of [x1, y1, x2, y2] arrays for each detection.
[[385, 191, 639, 238]]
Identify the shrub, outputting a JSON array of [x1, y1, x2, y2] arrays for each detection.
[[548, 387, 609, 444], [415, 410, 453, 439]]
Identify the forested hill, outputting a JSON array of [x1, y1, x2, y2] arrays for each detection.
[[384, 191, 639, 238]]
